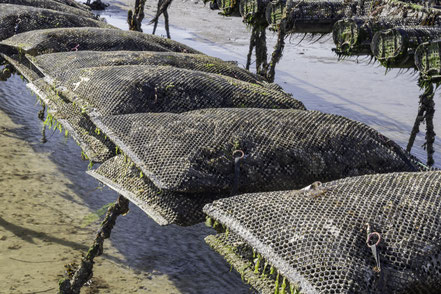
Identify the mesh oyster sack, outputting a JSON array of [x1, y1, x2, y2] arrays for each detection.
[[369, 0, 441, 25], [28, 51, 272, 86], [415, 39, 441, 81], [0, 4, 111, 41], [0, 27, 201, 56], [0, 52, 42, 82], [205, 232, 290, 294], [43, 65, 304, 116], [0, 0, 96, 19], [27, 79, 115, 163], [92, 108, 419, 194], [203, 171, 441, 294], [332, 17, 418, 56], [282, 0, 354, 34], [371, 26, 441, 69], [87, 155, 225, 226]]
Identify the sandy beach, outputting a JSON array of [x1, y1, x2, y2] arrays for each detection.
[[0, 84, 180, 292]]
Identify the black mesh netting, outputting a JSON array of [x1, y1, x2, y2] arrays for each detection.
[[0, 4, 111, 41], [415, 38, 441, 79], [332, 17, 420, 56], [371, 26, 441, 68], [370, 0, 441, 25], [87, 155, 225, 226], [205, 232, 281, 294], [204, 171, 441, 294], [1, 53, 42, 81], [282, 0, 354, 34], [28, 78, 115, 163], [92, 108, 419, 194], [29, 51, 272, 86], [0, 0, 96, 19], [43, 65, 304, 116], [0, 27, 201, 56]]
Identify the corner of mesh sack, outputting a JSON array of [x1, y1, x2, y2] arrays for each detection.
[[203, 171, 441, 293], [26, 78, 115, 163], [87, 155, 225, 226], [0, 53, 43, 81], [205, 231, 301, 294]]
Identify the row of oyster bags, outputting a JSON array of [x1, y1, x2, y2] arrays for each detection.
[[0, 25, 424, 228], [0, 2, 437, 292]]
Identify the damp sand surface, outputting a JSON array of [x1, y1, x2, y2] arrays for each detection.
[[0, 104, 181, 293]]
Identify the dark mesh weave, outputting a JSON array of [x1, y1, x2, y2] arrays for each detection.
[[30, 51, 270, 86], [92, 108, 419, 194], [0, 4, 111, 41], [371, 26, 441, 68], [28, 78, 115, 163], [415, 39, 441, 81], [45, 65, 304, 116], [204, 171, 441, 294], [87, 155, 224, 226], [1, 53, 42, 81], [370, 0, 441, 25], [0, 0, 96, 19], [282, 0, 353, 34], [332, 17, 419, 56], [0, 27, 201, 56]]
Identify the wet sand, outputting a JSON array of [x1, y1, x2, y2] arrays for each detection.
[[0, 108, 180, 293]]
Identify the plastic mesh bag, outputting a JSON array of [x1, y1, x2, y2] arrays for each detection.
[[371, 26, 441, 68], [370, 0, 441, 25], [29, 51, 271, 86], [332, 17, 417, 56], [283, 0, 353, 34], [87, 155, 225, 226], [0, 0, 96, 19], [27, 78, 115, 162], [415, 38, 441, 81], [204, 171, 441, 293], [92, 108, 419, 194], [0, 27, 201, 56], [0, 4, 111, 41], [44, 65, 304, 116]]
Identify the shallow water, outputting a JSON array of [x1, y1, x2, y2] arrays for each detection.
[[1, 2, 441, 294]]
